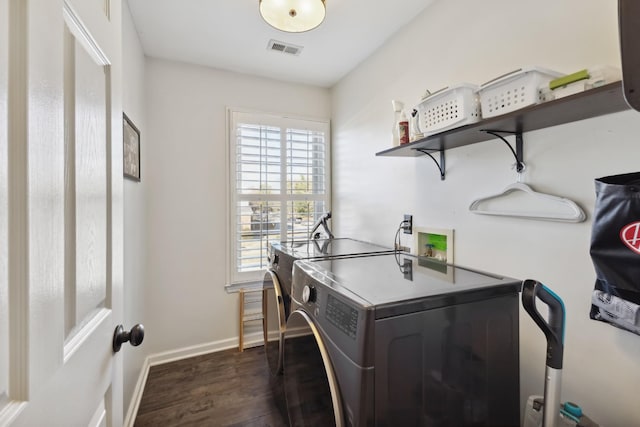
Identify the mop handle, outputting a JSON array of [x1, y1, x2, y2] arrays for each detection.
[[522, 280, 566, 427], [521, 280, 565, 369]]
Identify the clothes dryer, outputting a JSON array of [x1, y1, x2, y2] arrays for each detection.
[[283, 253, 521, 427], [262, 238, 393, 376]]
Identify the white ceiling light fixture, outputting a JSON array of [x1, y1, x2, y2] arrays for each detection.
[[259, 0, 326, 33]]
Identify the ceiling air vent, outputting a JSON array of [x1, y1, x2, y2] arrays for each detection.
[[267, 39, 303, 56]]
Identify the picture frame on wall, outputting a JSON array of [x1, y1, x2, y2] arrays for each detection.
[[123, 113, 140, 181]]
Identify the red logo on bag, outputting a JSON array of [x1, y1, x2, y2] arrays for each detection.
[[620, 221, 640, 254]]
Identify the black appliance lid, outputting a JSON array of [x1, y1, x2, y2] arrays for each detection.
[[272, 238, 393, 260], [296, 253, 521, 311]]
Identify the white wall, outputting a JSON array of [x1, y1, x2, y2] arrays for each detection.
[[143, 58, 330, 355], [122, 0, 147, 419], [331, 0, 640, 425]]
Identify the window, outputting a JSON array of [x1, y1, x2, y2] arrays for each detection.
[[228, 110, 330, 284]]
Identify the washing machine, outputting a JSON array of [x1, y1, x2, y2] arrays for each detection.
[[262, 238, 394, 376], [283, 253, 521, 427]]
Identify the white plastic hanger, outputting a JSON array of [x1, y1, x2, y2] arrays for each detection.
[[468, 171, 587, 223]]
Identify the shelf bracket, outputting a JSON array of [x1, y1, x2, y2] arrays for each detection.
[[415, 149, 446, 180], [481, 129, 524, 173]]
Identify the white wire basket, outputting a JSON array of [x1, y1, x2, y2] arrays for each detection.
[[478, 67, 564, 118], [414, 83, 481, 136]]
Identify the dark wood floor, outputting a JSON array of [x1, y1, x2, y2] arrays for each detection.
[[134, 346, 289, 427]]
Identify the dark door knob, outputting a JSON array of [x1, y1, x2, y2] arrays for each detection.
[[113, 324, 145, 352]]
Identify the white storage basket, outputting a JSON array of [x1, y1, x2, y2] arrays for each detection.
[[479, 67, 563, 118], [414, 83, 481, 136]]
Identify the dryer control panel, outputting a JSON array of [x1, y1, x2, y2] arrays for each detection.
[[326, 294, 358, 340], [292, 260, 376, 367]]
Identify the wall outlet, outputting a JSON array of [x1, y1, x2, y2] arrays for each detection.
[[402, 258, 413, 281], [403, 214, 413, 234]]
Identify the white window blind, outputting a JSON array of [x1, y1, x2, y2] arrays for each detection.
[[229, 110, 330, 284]]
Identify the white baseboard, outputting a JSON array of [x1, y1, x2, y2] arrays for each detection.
[[123, 356, 150, 427], [123, 331, 267, 427]]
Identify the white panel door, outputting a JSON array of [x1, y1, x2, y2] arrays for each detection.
[[0, 0, 125, 425]]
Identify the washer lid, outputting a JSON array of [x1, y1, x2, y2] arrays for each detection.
[[297, 253, 521, 316]]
